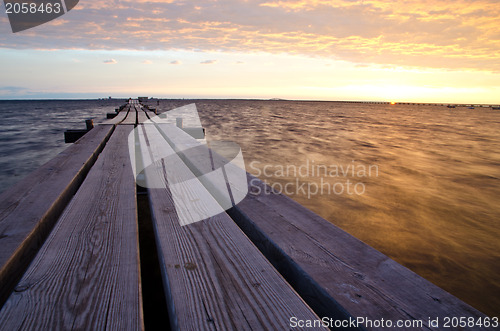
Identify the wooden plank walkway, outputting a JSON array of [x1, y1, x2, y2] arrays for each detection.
[[137, 123, 324, 330], [0, 124, 114, 306], [0, 126, 143, 330]]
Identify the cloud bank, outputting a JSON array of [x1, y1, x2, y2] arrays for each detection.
[[0, 0, 499, 71]]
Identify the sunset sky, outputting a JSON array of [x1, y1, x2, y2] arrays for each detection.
[[1, 0, 499, 103]]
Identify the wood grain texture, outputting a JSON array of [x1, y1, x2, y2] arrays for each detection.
[[229, 174, 488, 330], [154, 124, 235, 211], [0, 124, 114, 307], [155, 123, 213, 176], [138, 124, 325, 330], [140, 124, 225, 226], [0, 126, 144, 330]]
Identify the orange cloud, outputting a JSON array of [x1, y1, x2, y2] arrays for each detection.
[[0, 0, 498, 71]]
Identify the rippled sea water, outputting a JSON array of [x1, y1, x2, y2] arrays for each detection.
[[1, 99, 499, 316], [0, 99, 123, 193]]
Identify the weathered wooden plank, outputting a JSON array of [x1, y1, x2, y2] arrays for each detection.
[[139, 124, 225, 226], [120, 105, 137, 125], [137, 106, 150, 124], [100, 104, 131, 125], [0, 124, 114, 307], [137, 124, 324, 330], [0, 126, 143, 330], [229, 175, 488, 329], [144, 106, 157, 115], [154, 123, 212, 176], [153, 124, 488, 329], [153, 123, 235, 211]]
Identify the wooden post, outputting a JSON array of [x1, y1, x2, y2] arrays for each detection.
[[85, 119, 94, 131], [64, 119, 95, 143]]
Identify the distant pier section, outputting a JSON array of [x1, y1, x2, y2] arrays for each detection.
[[286, 99, 500, 108]]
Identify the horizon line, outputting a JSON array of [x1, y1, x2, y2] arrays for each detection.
[[0, 97, 499, 106]]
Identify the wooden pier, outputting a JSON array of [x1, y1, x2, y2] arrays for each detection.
[[0, 100, 490, 330]]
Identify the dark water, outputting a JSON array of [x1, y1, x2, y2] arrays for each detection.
[[0, 100, 123, 193], [1, 99, 499, 317]]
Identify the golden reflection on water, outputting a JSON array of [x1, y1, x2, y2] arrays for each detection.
[[162, 100, 500, 316]]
